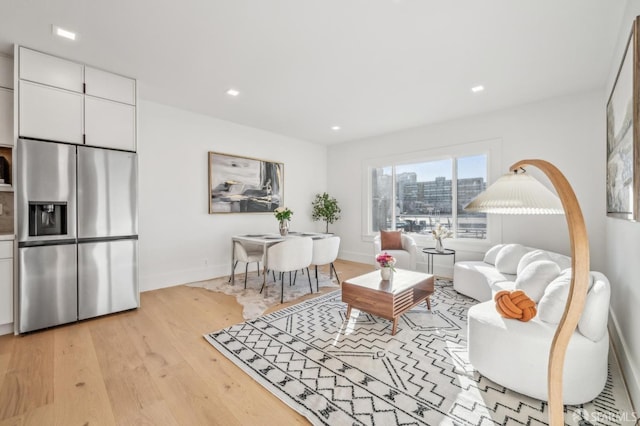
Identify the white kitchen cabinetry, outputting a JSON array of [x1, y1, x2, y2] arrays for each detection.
[[85, 67, 135, 105], [19, 80, 84, 144], [0, 241, 13, 327], [19, 47, 83, 93], [0, 88, 12, 146], [0, 55, 13, 89], [85, 96, 136, 151], [84, 67, 136, 151], [18, 47, 136, 151]]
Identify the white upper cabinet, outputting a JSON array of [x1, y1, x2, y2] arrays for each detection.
[[85, 67, 135, 105], [17, 47, 137, 151], [0, 55, 13, 89], [85, 96, 135, 151], [19, 80, 84, 144], [19, 47, 83, 93], [0, 88, 13, 146]]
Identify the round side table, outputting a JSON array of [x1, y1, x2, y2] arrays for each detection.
[[422, 248, 456, 276]]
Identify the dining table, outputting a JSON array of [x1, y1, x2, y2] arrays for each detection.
[[230, 231, 333, 288]]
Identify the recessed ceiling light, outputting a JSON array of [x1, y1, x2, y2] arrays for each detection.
[[226, 89, 240, 97], [52, 25, 76, 41], [331, 126, 341, 131], [471, 85, 485, 93]]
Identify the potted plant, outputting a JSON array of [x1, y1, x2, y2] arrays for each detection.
[[311, 192, 341, 233]]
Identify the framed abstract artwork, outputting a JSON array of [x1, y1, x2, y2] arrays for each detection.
[[607, 17, 640, 221], [208, 152, 284, 214]]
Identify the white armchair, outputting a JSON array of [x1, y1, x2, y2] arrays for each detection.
[[373, 231, 417, 270]]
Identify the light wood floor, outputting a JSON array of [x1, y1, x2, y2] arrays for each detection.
[[0, 259, 375, 426]]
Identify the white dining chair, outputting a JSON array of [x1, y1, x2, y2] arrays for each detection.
[[228, 241, 264, 289], [261, 237, 313, 303], [311, 236, 341, 292]]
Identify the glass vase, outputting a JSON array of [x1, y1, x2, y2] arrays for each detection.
[[435, 238, 444, 252], [279, 220, 289, 236], [380, 267, 392, 280]]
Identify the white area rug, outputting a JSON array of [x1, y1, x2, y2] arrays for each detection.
[[188, 269, 340, 320], [203, 280, 633, 425]]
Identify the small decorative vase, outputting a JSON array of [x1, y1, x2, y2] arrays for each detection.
[[435, 238, 444, 252], [279, 220, 289, 236], [380, 267, 392, 280]]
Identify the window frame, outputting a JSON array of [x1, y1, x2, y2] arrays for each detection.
[[361, 138, 503, 253]]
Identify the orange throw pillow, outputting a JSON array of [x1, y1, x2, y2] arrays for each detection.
[[380, 230, 403, 250], [494, 290, 537, 322]]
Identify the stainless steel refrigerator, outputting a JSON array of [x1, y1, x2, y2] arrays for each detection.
[[16, 138, 138, 333]]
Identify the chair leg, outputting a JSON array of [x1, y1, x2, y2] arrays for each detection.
[[281, 273, 285, 304], [244, 262, 249, 289], [256, 262, 261, 276], [331, 262, 340, 284], [315, 265, 320, 290], [306, 267, 313, 294], [228, 261, 239, 283]]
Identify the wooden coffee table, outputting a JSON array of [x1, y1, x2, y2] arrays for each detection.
[[342, 269, 435, 335]]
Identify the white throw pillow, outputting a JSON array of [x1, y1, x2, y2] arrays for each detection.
[[517, 250, 553, 276], [515, 260, 561, 302], [578, 273, 610, 342], [494, 244, 530, 275], [538, 270, 571, 324], [538, 269, 594, 324], [483, 244, 506, 265]]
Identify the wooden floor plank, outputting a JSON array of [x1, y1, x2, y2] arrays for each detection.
[[0, 332, 54, 420], [88, 314, 164, 424], [0, 259, 374, 425], [52, 324, 116, 426]]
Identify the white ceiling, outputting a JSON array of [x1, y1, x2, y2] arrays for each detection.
[[0, 0, 626, 144]]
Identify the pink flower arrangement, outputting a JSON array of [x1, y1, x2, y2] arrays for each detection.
[[376, 252, 396, 271]]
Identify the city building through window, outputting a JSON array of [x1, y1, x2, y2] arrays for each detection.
[[371, 154, 487, 239]]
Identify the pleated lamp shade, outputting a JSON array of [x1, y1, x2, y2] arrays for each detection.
[[464, 172, 564, 214]]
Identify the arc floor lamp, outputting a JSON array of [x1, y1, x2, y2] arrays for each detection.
[[465, 159, 590, 426]]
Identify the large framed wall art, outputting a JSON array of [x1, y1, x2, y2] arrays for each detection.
[[607, 17, 640, 221], [208, 152, 284, 214]]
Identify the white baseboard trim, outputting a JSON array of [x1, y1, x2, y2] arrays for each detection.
[[608, 309, 639, 413], [140, 263, 229, 292], [0, 322, 13, 336]]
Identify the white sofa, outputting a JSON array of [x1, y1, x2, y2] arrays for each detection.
[[459, 244, 611, 404], [453, 243, 571, 302]]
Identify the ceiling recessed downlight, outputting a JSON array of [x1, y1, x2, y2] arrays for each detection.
[[226, 89, 240, 97], [52, 25, 76, 40], [471, 85, 485, 93], [331, 126, 341, 131]]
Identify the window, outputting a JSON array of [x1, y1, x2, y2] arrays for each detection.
[[370, 154, 487, 239]]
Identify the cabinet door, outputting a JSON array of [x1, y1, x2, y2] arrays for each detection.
[[85, 67, 136, 105], [84, 96, 136, 151], [0, 257, 12, 325], [0, 55, 13, 89], [19, 47, 83, 93], [0, 88, 12, 146], [19, 80, 84, 144]]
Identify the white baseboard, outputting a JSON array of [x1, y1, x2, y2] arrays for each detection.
[[608, 309, 640, 413], [0, 322, 13, 336], [140, 263, 228, 292]]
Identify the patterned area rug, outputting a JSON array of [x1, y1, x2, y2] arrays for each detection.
[[204, 280, 631, 425], [188, 270, 340, 320]]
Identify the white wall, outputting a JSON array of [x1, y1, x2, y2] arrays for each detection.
[[327, 90, 606, 277], [604, 0, 640, 412], [137, 100, 327, 291]]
